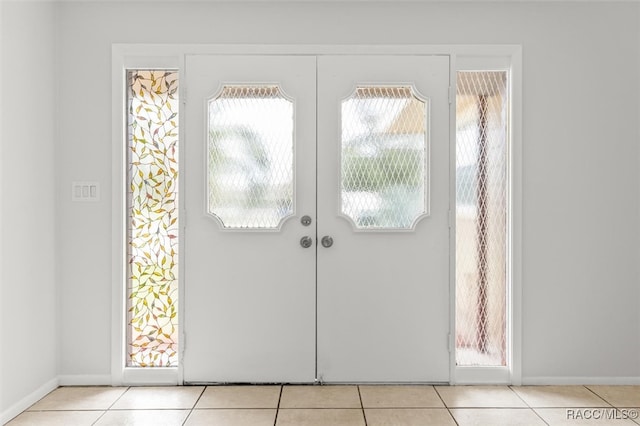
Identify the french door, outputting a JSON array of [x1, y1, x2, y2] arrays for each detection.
[[183, 55, 450, 383]]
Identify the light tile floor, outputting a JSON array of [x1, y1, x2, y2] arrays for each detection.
[[6, 385, 640, 425]]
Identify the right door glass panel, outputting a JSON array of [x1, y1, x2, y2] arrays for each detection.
[[341, 86, 428, 230], [456, 71, 508, 366]]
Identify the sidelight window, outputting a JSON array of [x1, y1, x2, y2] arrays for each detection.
[[126, 70, 179, 367], [456, 71, 509, 367]]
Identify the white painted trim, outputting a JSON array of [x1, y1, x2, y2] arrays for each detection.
[[113, 44, 521, 57], [455, 367, 511, 385], [58, 375, 112, 386], [0, 378, 58, 425], [45, 0, 640, 3], [509, 46, 523, 387], [447, 54, 457, 386], [111, 51, 181, 386], [522, 377, 640, 386], [112, 44, 522, 387], [450, 47, 523, 386], [122, 368, 179, 386]]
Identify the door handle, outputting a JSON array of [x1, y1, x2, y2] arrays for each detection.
[[321, 236, 333, 248], [300, 236, 313, 248]]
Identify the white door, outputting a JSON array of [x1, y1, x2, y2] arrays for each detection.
[[184, 54, 450, 383], [317, 56, 450, 382], [183, 55, 317, 383]]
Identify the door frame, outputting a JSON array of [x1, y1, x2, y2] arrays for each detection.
[[111, 44, 522, 386]]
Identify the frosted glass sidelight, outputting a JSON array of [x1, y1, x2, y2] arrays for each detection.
[[455, 71, 508, 366], [126, 70, 179, 367], [208, 86, 294, 229], [341, 86, 428, 230]]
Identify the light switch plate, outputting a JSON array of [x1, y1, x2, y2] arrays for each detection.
[[72, 181, 100, 202]]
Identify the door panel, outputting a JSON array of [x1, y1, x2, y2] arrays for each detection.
[[316, 56, 450, 382], [184, 54, 450, 384], [183, 56, 317, 383]]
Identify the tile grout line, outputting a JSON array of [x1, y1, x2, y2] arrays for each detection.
[[432, 385, 460, 426], [273, 385, 284, 426], [90, 385, 131, 426], [583, 385, 616, 408], [508, 385, 551, 426], [357, 385, 368, 426], [508, 384, 549, 422], [181, 385, 207, 426]]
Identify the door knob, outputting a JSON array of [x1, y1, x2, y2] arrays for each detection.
[[300, 236, 313, 248], [321, 236, 333, 248]]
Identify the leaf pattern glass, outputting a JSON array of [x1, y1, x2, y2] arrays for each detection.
[[126, 70, 179, 367], [341, 86, 428, 230]]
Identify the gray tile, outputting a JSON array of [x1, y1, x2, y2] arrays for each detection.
[[28, 387, 127, 411], [111, 386, 204, 410], [511, 386, 610, 408], [359, 385, 443, 408], [6, 410, 104, 425], [436, 386, 526, 408], [196, 385, 281, 408], [276, 409, 365, 426], [280, 386, 361, 408], [450, 408, 547, 426], [587, 386, 640, 408], [365, 408, 456, 425], [94, 409, 190, 426], [185, 409, 276, 426]]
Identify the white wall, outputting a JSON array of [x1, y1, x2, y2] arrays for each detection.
[[0, 1, 58, 420], [53, 1, 640, 382]]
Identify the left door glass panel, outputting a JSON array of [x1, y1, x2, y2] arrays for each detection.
[[126, 70, 179, 367], [208, 85, 294, 230]]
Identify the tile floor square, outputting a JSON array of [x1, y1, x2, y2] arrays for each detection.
[[359, 385, 443, 408], [450, 408, 547, 426], [511, 386, 611, 408], [110, 386, 205, 410], [27, 387, 127, 411], [587, 386, 640, 407], [279, 385, 361, 408], [365, 408, 457, 425], [196, 385, 281, 408], [94, 409, 190, 426], [435, 385, 527, 408], [6, 410, 104, 426], [185, 409, 277, 426], [276, 408, 365, 426]]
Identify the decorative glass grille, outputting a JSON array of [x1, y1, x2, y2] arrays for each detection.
[[456, 71, 508, 366], [208, 86, 294, 229], [341, 86, 428, 230], [126, 70, 179, 367]]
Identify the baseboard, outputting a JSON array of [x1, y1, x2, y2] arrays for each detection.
[[1, 377, 59, 425], [57, 374, 112, 386], [522, 376, 640, 385]]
